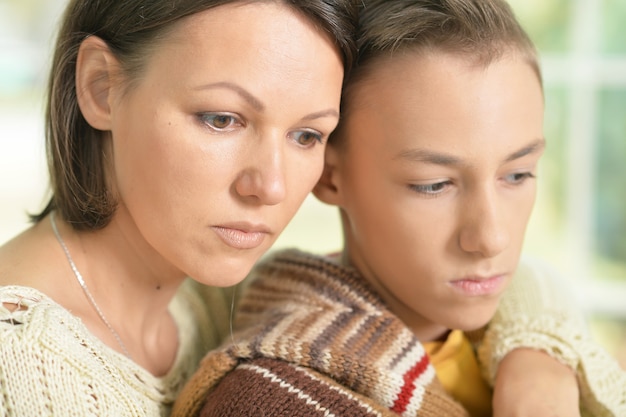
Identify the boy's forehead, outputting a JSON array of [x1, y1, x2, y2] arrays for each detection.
[[348, 47, 535, 99], [339, 49, 543, 152], [345, 49, 448, 107]]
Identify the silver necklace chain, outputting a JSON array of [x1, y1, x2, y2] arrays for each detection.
[[50, 212, 132, 359]]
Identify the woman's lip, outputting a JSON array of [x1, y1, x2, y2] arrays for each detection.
[[448, 275, 505, 296], [211, 225, 269, 250]]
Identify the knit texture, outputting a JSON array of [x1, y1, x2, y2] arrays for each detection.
[[478, 257, 626, 416], [173, 249, 470, 417], [174, 249, 626, 417], [0, 279, 232, 417]]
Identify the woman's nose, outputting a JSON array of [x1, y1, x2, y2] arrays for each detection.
[[234, 137, 287, 206]]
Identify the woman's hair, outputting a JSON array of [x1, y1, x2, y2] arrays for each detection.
[[35, 0, 358, 230], [332, 0, 540, 144]]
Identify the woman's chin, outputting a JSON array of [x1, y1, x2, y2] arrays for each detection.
[[188, 257, 258, 288]]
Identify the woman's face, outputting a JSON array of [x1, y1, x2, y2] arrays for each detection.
[[105, 2, 344, 286]]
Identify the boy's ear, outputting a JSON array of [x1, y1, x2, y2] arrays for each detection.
[[75, 36, 119, 131], [313, 144, 343, 206]]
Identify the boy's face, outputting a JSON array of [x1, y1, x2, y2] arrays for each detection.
[[322, 51, 544, 340]]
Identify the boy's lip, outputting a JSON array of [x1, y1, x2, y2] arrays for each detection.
[[447, 274, 506, 296], [211, 222, 271, 249]]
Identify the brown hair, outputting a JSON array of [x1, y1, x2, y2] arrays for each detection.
[[34, 0, 358, 230], [333, 0, 540, 144]]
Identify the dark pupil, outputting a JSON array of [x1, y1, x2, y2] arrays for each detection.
[[214, 115, 230, 128]]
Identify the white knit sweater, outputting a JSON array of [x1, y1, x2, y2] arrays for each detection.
[[479, 256, 626, 416], [0, 279, 232, 417]]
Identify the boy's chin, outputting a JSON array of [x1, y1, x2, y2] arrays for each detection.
[[444, 302, 500, 332]]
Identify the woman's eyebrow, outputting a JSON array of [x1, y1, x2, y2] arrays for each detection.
[[301, 109, 339, 121], [195, 81, 265, 111], [193, 82, 338, 122]]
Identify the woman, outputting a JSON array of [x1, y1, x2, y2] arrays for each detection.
[[0, 0, 357, 415]]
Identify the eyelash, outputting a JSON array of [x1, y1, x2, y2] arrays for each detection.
[[504, 172, 536, 185], [409, 181, 452, 196], [197, 112, 242, 132], [409, 172, 536, 196], [290, 130, 325, 148], [197, 112, 324, 148]]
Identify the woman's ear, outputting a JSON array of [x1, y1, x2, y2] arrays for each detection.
[[312, 144, 343, 206], [75, 36, 119, 131]]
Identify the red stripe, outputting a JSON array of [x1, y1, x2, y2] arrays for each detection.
[[390, 354, 431, 414]]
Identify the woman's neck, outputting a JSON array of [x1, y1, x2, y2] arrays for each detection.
[[51, 213, 184, 374]]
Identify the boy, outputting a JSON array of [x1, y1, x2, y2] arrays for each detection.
[[173, 0, 626, 416]]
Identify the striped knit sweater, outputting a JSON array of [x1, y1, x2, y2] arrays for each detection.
[[173, 249, 470, 416], [172, 249, 626, 417]]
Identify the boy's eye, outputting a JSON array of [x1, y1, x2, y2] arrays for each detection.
[[292, 130, 323, 147], [504, 172, 536, 185], [198, 113, 240, 131], [409, 181, 449, 195]]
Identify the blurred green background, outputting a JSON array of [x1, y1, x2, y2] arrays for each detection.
[[1, 0, 624, 367]]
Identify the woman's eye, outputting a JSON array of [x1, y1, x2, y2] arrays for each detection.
[[292, 130, 323, 147], [409, 181, 449, 195], [198, 113, 240, 131], [504, 172, 536, 185]]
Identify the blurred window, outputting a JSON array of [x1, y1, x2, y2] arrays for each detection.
[[509, 0, 626, 341]]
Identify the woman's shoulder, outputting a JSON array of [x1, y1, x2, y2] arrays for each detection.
[[0, 284, 85, 344], [0, 283, 51, 301], [1, 284, 60, 322], [0, 220, 64, 288], [0, 285, 100, 390], [0, 285, 170, 415], [0, 284, 119, 367]]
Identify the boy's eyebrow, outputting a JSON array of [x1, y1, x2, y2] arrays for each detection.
[[395, 138, 546, 166], [395, 148, 461, 166], [504, 138, 546, 162]]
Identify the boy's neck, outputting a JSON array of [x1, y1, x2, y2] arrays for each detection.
[[328, 250, 452, 343]]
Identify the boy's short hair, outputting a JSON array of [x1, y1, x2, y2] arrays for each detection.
[[357, 0, 537, 67], [333, 0, 541, 145]]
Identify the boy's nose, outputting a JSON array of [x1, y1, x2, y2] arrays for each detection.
[[458, 190, 509, 258]]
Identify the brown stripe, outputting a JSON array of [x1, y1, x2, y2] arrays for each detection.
[[200, 357, 384, 417]]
